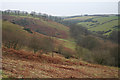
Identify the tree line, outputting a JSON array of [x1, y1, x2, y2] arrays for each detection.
[[1, 10, 63, 23], [70, 24, 119, 67]]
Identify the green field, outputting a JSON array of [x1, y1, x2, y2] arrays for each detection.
[[65, 15, 119, 36], [64, 16, 97, 21], [57, 38, 76, 50]]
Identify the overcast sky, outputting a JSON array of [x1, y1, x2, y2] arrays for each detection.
[[0, 0, 119, 16]]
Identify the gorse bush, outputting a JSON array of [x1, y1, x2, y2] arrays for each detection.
[[24, 28, 33, 34], [11, 19, 30, 26]]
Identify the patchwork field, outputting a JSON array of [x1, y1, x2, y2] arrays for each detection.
[[64, 15, 119, 36]]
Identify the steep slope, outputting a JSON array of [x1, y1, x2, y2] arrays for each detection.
[[2, 48, 119, 78], [3, 15, 70, 39], [2, 21, 76, 55]]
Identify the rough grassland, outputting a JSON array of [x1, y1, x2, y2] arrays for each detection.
[[3, 15, 70, 39], [2, 20, 76, 53], [2, 48, 119, 78]]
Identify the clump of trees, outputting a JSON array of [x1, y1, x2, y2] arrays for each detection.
[[24, 28, 33, 34], [70, 24, 119, 67], [29, 35, 42, 53], [70, 24, 99, 50], [108, 30, 119, 44], [31, 36, 54, 53]]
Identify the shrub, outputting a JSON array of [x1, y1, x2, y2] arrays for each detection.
[[110, 46, 119, 67], [24, 28, 33, 34], [79, 35, 100, 50], [28, 35, 43, 53], [61, 50, 72, 59], [92, 49, 110, 65], [11, 19, 30, 26], [76, 45, 93, 62], [108, 30, 119, 44], [28, 35, 54, 54]]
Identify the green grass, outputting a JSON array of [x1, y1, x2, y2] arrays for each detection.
[[64, 15, 119, 36], [92, 16, 118, 24], [77, 22, 95, 28], [3, 21, 25, 33], [63, 41, 76, 50], [89, 20, 118, 31], [76, 16, 119, 36], [11, 15, 40, 20], [57, 38, 76, 50], [64, 16, 97, 21]]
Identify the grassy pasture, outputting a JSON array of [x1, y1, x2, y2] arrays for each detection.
[[76, 16, 119, 35], [64, 16, 97, 21]]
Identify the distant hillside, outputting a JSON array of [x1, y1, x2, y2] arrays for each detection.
[[3, 15, 70, 39], [63, 15, 119, 36], [2, 20, 76, 56]]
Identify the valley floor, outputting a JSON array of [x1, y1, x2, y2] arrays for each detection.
[[2, 48, 119, 78]]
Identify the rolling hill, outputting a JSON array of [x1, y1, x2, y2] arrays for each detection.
[[2, 11, 119, 78], [63, 15, 119, 36], [2, 18, 76, 55], [3, 15, 70, 39]]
